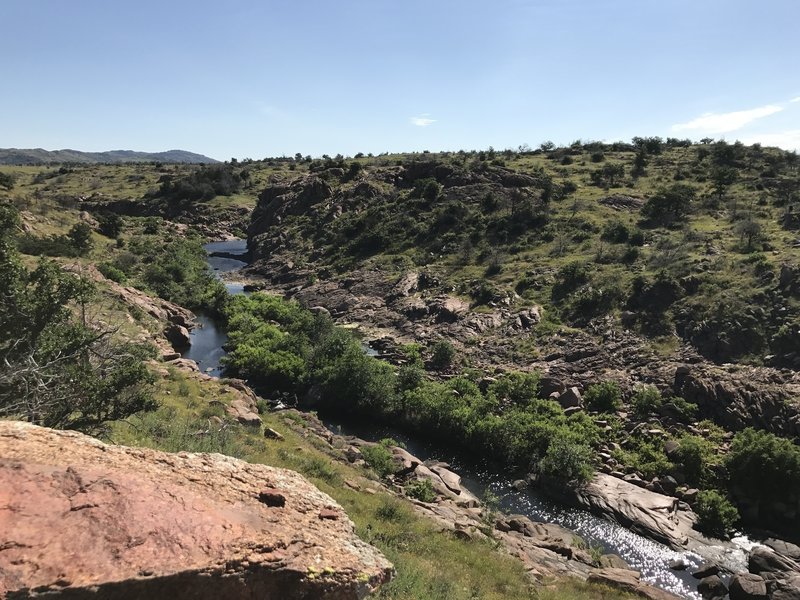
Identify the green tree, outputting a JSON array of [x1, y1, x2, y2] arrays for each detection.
[[710, 166, 738, 199], [68, 222, 94, 256], [0, 203, 156, 431], [695, 490, 739, 539], [0, 171, 15, 190], [641, 183, 696, 227]]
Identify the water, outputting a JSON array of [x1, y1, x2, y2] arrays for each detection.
[[181, 240, 248, 375], [182, 239, 748, 599]]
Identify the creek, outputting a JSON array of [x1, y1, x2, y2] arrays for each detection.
[[184, 238, 751, 600]]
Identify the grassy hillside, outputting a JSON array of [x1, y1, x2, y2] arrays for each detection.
[[246, 140, 800, 366]]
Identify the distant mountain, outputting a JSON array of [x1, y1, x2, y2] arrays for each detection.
[[0, 148, 219, 165]]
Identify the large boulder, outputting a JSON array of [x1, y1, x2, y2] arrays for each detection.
[[0, 421, 393, 599], [587, 567, 679, 600], [728, 572, 767, 600]]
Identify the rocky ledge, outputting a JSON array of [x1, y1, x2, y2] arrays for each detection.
[[0, 421, 393, 599]]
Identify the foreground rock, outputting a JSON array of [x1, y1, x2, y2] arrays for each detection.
[[0, 421, 392, 599]]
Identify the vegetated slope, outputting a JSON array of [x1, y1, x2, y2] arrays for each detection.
[[247, 140, 800, 368], [241, 140, 800, 539], [0, 147, 218, 165]]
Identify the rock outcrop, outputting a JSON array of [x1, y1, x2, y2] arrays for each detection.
[[0, 421, 392, 599]]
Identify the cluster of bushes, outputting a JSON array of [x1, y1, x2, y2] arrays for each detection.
[[0, 203, 157, 432], [151, 164, 244, 202], [17, 222, 94, 257], [221, 294, 599, 483], [115, 231, 226, 312]]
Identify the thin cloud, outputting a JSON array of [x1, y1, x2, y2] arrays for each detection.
[[410, 114, 436, 127], [741, 130, 800, 151], [672, 104, 783, 134], [791, 97, 800, 103]]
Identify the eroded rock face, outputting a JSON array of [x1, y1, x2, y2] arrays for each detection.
[[0, 421, 393, 599]]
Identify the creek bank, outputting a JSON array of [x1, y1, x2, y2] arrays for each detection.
[[280, 409, 683, 600]]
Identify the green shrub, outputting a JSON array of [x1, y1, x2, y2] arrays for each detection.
[[695, 490, 739, 539], [375, 497, 412, 523], [430, 339, 456, 370], [361, 441, 396, 478], [539, 437, 594, 485], [674, 435, 714, 486], [584, 381, 621, 413], [98, 262, 127, 283], [630, 385, 662, 418], [406, 478, 437, 502], [727, 428, 800, 502]]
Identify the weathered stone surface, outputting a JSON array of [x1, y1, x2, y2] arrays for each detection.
[[557, 387, 583, 409], [692, 561, 720, 579], [748, 546, 800, 579], [587, 567, 680, 600], [728, 572, 767, 599], [697, 574, 727, 600], [0, 421, 393, 599]]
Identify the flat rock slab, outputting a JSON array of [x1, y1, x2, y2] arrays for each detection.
[[0, 421, 392, 599]]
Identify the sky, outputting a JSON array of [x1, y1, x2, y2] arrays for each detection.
[[1, 0, 799, 161]]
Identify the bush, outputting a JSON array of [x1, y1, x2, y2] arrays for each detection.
[[584, 381, 621, 413], [727, 428, 800, 503], [695, 490, 739, 539], [361, 442, 396, 478], [406, 478, 437, 502], [551, 261, 589, 300], [98, 262, 127, 283], [630, 385, 662, 418], [674, 435, 714, 486], [430, 340, 456, 370], [640, 184, 696, 227], [539, 437, 594, 485]]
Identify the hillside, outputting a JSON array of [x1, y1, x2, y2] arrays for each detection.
[[0, 147, 218, 165], [3, 139, 800, 599]]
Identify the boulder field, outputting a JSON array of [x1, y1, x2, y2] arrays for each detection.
[[0, 421, 393, 599]]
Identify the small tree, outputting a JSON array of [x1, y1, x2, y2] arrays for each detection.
[[0, 172, 15, 190], [735, 216, 762, 251], [584, 381, 621, 412], [68, 223, 94, 256], [430, 339, 456, 370], [695, 490, 739, 539], [641, 184, 696, 227]]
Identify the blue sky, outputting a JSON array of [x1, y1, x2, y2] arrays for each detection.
[[2, 0, 798, 160]]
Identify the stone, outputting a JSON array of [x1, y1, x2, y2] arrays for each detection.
[[669, 558, 688, 570], [225, 397, 262, 427], [557, 387, 582, 409], [0, 421, 393, 599], [263, 427, 285, 440], [749, 546, 800, 578], [728, 573, 767, 600], [390, 446, 421, 474], [771, 574, 800, 600], [164, 323, 191, 350], [587, 568, 678, 600], [692, 561, 720, 579], [697, 575, 727, 600]]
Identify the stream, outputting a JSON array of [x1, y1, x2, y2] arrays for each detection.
[[183, 238, 746, 600]]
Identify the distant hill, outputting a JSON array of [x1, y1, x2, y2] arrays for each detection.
[[0, 148, 219, 165]]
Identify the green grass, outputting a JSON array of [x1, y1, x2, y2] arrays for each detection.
[[106, 367, 633, 600]]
